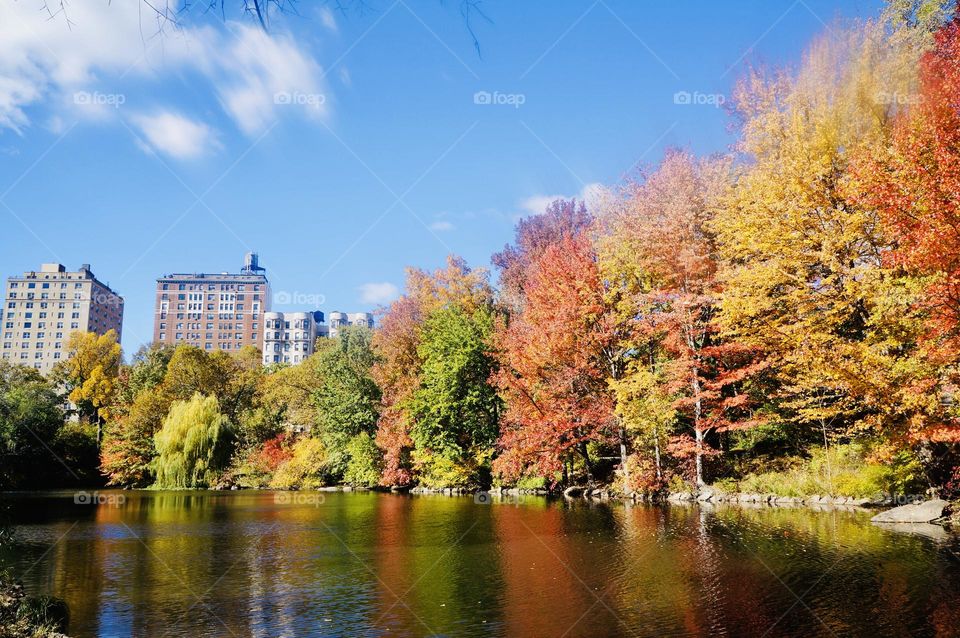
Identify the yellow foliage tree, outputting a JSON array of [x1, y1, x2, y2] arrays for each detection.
[[59, 329, 122, 434], [711, 15, 943, 443]]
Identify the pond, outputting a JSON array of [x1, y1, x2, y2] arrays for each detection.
[[1, 490, 958, 637]]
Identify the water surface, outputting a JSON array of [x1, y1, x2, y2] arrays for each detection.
[[1, 490, 958, 637]]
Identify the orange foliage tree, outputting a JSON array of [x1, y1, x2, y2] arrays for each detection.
[[492, 230, 617, 484]]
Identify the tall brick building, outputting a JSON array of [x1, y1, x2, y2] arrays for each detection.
[[153, 253, 270, 352]]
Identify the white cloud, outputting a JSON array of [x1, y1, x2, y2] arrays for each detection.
[[359, 282, 400, 305], [429, 220, 455, 232], [319, 7, 338, 32], [0, 2, 329, 138], [131, 111, 219, 160], [518, 182, 609, 218], [216, 24, 328, 135]]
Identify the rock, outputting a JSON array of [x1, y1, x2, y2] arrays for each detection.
[[847, 498, 871, 507], [563, 486, 585, 498], [696, 489, 715, 503], [871, 499, 949, 524], [668, 492, 694, 502]]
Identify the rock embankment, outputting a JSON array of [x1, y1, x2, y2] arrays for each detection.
[[663, 490, 890, 508]]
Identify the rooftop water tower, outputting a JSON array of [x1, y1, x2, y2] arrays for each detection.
[[241, 252, 266, 275]]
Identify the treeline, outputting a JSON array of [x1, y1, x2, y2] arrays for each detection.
[[2, 2, 960, 498]]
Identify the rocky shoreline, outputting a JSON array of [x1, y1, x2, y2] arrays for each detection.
[[227, 483, 957, 530]]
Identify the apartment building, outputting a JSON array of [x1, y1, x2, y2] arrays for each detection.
[[153, 252, 269, 352], [262, 311, 328, 365], [2, 263, 124, 373], [328, 311, 374, 338]]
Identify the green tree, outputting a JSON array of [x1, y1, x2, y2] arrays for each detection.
[[313, 326, 381, 477], [408, 305, 500, 487], [153, 393, 230, 488], [0, 362, 64, 488], [117, 344, 174, 406]]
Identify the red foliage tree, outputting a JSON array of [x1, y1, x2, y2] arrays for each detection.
[[850, 13, 960, 352], [847, 13, 960, 444], [493, 232, 617, 483], [492, 198, 592, 310]]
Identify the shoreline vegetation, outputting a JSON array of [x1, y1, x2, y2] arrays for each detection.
[[1, 0, 960, 590]]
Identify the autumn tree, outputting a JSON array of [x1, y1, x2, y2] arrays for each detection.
[[711, 14, 940, 453], [56, 330, 122, 436], [101, 390, 171, 487], [492, 198, 593, 311], [372, 255, 493, 486], [599, 150, 765, 487], [493, 231, 616, 485]]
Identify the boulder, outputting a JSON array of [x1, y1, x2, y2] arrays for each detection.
[[696, 489, 715, 503], [563, 486, 585, 498], [871, 499, 949, 524]]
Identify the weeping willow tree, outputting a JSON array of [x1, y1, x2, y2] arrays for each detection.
[[153, 393, 230, 488]]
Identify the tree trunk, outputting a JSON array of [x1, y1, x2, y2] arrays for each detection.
[[619, 421, 629, 495], [691, 373, 705, 489], [580, 441, 594, 485], [653, 424, 662, 480]]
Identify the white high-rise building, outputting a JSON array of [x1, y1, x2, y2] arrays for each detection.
[[2, 263, 124, 373], [328, 311, 374, 338], [262, 311, 327, 365]]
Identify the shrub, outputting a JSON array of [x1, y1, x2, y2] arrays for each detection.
[[270, 437, 329, 489], [623, 453, 666, 495], [737, 444, 926, 497]]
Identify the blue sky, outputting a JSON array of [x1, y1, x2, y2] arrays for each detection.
[[0, 0, 884, 353]]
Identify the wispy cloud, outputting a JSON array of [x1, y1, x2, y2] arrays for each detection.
[[217, 24, 329, 135], [319, 7, 339, 32], [359, 282, 400, 304], [131, 111, 219, 160], [0, 3, 329, 140], [429, 220, 455, 232], [518, 182, 608, 218]]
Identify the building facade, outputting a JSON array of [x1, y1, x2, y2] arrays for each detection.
[[328, 311, 374, 338], [2, 263, 124, 373], [262, 311, 328, 365], [153, 253, 270, 353]]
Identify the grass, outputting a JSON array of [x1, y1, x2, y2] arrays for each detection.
[[734, 444, 925, 498]]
